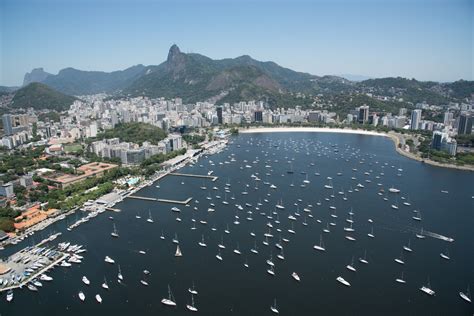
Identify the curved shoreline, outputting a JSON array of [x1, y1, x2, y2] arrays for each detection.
[[238, 127, 474, 172], [239, 127, 388, 137]]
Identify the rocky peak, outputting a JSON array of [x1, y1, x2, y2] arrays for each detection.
[[167, 44, 182, 62], [23, 68, 51, 86], [166, 44, 186, 76]]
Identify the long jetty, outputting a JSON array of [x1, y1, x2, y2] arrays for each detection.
[[127, 195, 193, 205], [169, 173, 218, 182]]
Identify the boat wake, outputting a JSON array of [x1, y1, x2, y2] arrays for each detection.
[[405, 227, 455, 242], [422, 230, 454, 242]]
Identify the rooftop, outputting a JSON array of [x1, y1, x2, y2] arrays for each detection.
[[43, 162, 118, 186]]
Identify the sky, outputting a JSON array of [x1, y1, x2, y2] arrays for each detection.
[[0, 0, 472, 86]]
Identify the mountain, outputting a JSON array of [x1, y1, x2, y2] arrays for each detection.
[[357, 77, 474, 105], [21, 45, 350, 105], [23, 65, 151, 95], [444, 80, 474, 99], [10, 82, 77, 111], [23, 68, 52, 86], [124, 44, 330, 104], [340, 74, 373, 82]]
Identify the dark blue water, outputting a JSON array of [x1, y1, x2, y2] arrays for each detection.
[[1, 132, 473, 315]]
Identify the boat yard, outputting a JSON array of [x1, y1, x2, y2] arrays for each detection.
[[0, 242, 74, 293]]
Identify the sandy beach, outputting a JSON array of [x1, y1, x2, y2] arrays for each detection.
[[240, 127, 388, 137]]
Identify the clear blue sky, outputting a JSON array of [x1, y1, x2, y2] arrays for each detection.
[[1, 0, 472, 86]]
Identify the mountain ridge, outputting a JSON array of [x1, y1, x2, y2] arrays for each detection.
[[21, 45, 474, 105]]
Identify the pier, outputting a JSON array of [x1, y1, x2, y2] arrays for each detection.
[[169, 172, 218, 182], [127, 195, 193, 205], [128, 196, 157, 201]]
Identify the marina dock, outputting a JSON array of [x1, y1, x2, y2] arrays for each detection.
[[0, 252, 69, 293], [127, 195, 193, 205], [169, 172, 218, 182]]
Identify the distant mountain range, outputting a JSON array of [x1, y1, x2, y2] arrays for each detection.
[[4, 45, 473, 110], [339, 74, 373, 82]]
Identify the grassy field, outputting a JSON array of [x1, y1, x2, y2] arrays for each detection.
[[64, 143, 83, 153]]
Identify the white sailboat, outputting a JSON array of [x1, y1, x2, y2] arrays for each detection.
[[117, 265, 123, 281], [198, 235, 207, 247], [275, 199, 285, 210], [186, 294, 198, 312], [395, 271, 406, 284], [233, 243, 242, 255], [78, 291, 85, 301], [303, 174, 310, 184], [420, 278, 435, 296], [95, 294, 102, 303], [172, 233, 179, 244], [111, 223, 119, 238], [218, 236, 226, 249], [292, 272, 301, 282], [440, 249, 450, 260], [313, 234, 326, 251], [324, 180, 333, 189], [263, 236, 269, 246], [395, 252, 405, 265], [216, 249, 223, 261], [82, 276, 90, 285], [251, 240, 259, 254], [412, 210, 422, 221], [102, 277, 109, 289], [323, 223, 330, 233], [345, 235, 356, 241], [367, 227, 375, 238], [358, 250, 369, 264], [337, 276, 351, 287], [277, 247, 285, 260], [343, 222, 354, 232], [147, 210, 154, 223], [415, 228, 426, 239], [267, 265, 275, 276], [270, 298, 279, 314], [391, 198, 399, 210], [403, 196, 411, 206], [288, 222, 296, 234], [188, 282, 198, 295], [403, 239, 413, 252], [346, 256, 357, 272], [161, 285, 177, 306], [175, 245, 183, 257], [459, 286, 471, 303], [389, 187, 400, 193]]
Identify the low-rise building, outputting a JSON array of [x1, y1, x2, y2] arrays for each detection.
[[43, 162, 118, 188]]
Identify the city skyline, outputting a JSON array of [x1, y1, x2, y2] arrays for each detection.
[[1, 0, 472, 86]]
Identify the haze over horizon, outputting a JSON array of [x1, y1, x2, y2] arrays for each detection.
[[1, 0, 472, 86]]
